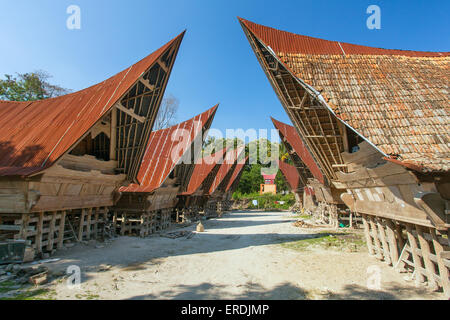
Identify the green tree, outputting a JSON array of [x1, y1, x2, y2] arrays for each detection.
[[0, 70, 70, 101]]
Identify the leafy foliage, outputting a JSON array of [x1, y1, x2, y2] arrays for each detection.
[[0, 70, 70, 101]]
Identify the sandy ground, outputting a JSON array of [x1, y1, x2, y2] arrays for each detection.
[[31, 210, 444, 300]]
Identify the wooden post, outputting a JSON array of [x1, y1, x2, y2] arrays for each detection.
[[415, 225, 438, 290], [20, 213, 30, 240], [430, 228, 450, 298], [46, 211, 57, 251], [120, 214, 126, 236], [57, 211, 66, 249], [93, 208, 99, 239], [395, 223, 405, 249], [112, 211, 117, 234], [36, 212, 44, 254], [86, 208, 92, 240], [405, 224, 425, 285], [368, 216, 383, 259], [384, 219, 399, 265], [361, 214, 375, 256], [78, 209, 86, 242], [376, 218, 392, 265]]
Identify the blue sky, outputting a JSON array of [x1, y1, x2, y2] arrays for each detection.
[[0, 0, 448, 141]]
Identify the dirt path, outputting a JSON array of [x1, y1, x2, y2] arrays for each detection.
[[30, 210, 444, 300]]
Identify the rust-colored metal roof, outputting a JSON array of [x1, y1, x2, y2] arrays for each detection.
[[208, 146, 244, 195], [278, 160, 301, 191], [0, 31, 185, 177], [239, 18, 449, 57], [241, 18, 450, 172], [119, 104, 218, 193], [180, 148, 228, 195], [271, 117, 324, 184], [225, 156, 248, 192]]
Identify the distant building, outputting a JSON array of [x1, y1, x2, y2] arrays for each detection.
[[260, 173, 276, 195]]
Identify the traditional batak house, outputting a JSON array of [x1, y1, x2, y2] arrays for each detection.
[[222, 155, 249, 211], [176, 148, 228, 222], [205, 146, 245, 216], [277, 160, 302, 205], [112, 105, 218, 236], [0, 31, 184, 256], [272, 117, 347, 225], [240, 18, 449, 296]]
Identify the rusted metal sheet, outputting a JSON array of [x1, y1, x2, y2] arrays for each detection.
[[272, 117, 324, 184], [0, 31, 185, 177], [180, 148, 228, 195], [239, 17, 449, 57], [120, 105, 218, 193], [225, 156, 248, 192], [209, 146, 245, 195], [241, 18, 449, 172], [278, 160, 301, 191]]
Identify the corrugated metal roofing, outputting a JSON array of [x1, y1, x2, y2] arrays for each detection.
[[241, 18, 450, 172], [225, 156, 248, 192], [119, 104, 218, 193], [278, 160, 301, 191], [271, 117, 324, 184], [180, 148, 228, 195], [0, 31, 185, 177], [208, 146, 244, 195], [239, 18, 449, 57]]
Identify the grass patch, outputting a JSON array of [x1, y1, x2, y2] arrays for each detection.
[[280, 231, 366, 252], [0, 287, 56, 300]]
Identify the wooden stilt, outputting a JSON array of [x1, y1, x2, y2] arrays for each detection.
[[113, 211, 117, 234], [384, 219, 399, 265], [361, 214, 375, 256], [78, 209, 86, 242], [377, 218, 392, 265], [86, 208, 92, 240], [430, 229, 450, 298], [36, 212, 44, 253], [415, 225, 438, 290], [368, 216, 383, 259], [46, 211, 57, 251], [57, 211, 66, 249], [405, 224, 425, 285], [93, 208, 99, 239], [20, 213, 30, 240]]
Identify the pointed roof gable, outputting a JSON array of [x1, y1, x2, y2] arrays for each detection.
[[225, 156, 248, 192], [0, 31, 185, 177], [240, 18, 449, 172], [209, 146, 245, 195], [120, 104, 218, 193], [181, 148, 228, 195], [272, 117, 324, 184], [278, 160, 301, 191]]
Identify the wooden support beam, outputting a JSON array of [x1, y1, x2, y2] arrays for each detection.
[[46, 211, 57, 251], [78, 209, 86, 242], [406, 224, 425, 285], [139, 78, 155, 91], [157, 59, 168, 73], [377, 218, 392, 265], [430, 229, 450, 298], [368, 216, 383, 260], [86, 208, 92, 240], [57, 211, 66, 249], [94, 208, 99, 239], [115, 102, 146, 123], [361, 214, 375, 256], [384, 219, 399, 265], [20, 213, 30, 240], [36, 212, 44, 254], [415, 225, 439, 290]]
